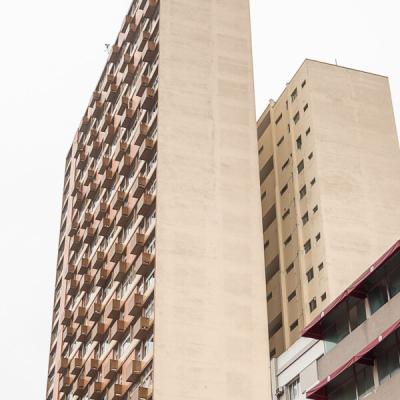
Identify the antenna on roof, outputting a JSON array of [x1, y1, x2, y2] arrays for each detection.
[[105, 44, 110, 53]]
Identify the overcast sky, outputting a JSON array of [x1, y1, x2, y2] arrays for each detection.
[[0, 0, 398, 398]]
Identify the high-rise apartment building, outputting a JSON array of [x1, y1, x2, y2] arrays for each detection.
[[257, 59, 400, 357], [46, 1, 270, 400]]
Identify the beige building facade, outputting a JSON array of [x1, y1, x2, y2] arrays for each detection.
[[257, 59, 400, 357], [46, 1, 270, 400]]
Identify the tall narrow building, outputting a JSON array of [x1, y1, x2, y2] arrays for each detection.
[[46, 1, 270, 400], [257, 59, 400, 357]]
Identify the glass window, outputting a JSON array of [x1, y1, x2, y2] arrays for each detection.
[[388, 265, 400, 299], [327, 368, 356, 400], [287, 377, 300, 400], [322, 303, 350, 352], [376, 333, 400, 383], [354, 364, 374, 398], [368, 282, 388, 314], [348, 298, 366, 331]]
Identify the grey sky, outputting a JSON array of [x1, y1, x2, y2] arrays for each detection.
[[0, 1, 398, 398]]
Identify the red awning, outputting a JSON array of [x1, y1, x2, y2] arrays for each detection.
[[301, 240, 400, 339], [306, 319, 400, 399]]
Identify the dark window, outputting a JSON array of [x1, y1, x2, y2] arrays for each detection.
[[290, 320, 299, 331], [306, 268, 314, 282], [301, 80, 307, 88], [282, 209, 290, 220], [258, 145, 264, 155], [303, 103, 309, 112], [277, 136, 284, 146], [291, 88, 298, 102], [263, 205, 276, 232], [284, 235, 292, 246], [260, 156, 274, 183], [321, 292, 327, 301], [264, 240, 270, 249], [267, 292, 273, 302], [282, 158, 290, 170], [275, 113, 283, 125], [302, 212, 309, 226], [313, 204, 319, 213], [270, 348, 276, 358], [296, 135, 302, 149], [280, 184, 288, 196], [261, 191, 267, 200], [304, 239, 311, 253], [288, 124, 291, 133], [288, 290, 296, 302], [257, 111, 271, 139], [306, 127, 311, 136], [297, 160, 304, 174], [318, 262, 324, 271], [310, 177, 316, 186], [309, 298, 317, 312], [293, 112, 300, 124], [316, 232, 321, 242], [308, 152, 314, 160], [300, 185, 307, 199], [286, 262, 294, 273], [368, 281, 388, 314], [265, 256, 280, 281]]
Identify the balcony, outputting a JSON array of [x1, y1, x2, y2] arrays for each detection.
[[105, 298, 121, 320], [61, 309, 72, 325], [134, 122, 150, 147], [109, 44, 121, 62], [88, 129, 98, 146], [76, 151, 88, 170], [123, 55, 141, 84], [106, 83, 119, 103], [123, 360, 143, 383], [135, 251, 156, 276], [68, 220, 79, 237], [139, 137, 156, 161], [98, 217, 113, 236], [71, 357, 83, 375], [90, 139, 102, 158], [65, 264, 76, 280], [143, 0, 159, 18], [63, 325, 74, 343], [92, 100, 105, 119], [110, 320, 128, 341], [80, 273, 92, 293], [99, 155, 111, 174], [137, 75, 150, 97], [58, 357, 69, 374], [121, 104, 139, 130], [133, 317, 153, 340], [87, 381, 105, 399], [138, 193, 156, 217], [76, 324, 89, 342], [129, 232, 146, 256], [119, 155, 134, 177], [74, 306, 86, 324], [59, 375, 72, 393], [70, 233, 82, 252], [71, 181, 83, 196], [83, 226, 96, 245], [104, 124, 118, 145], [92, 250, 106, 269], [125, 19, 140, 43], [100, 168, 116, 190], [103, 358, 119, 379], [85, 168, 96, 185], [87, 181, 99, 200], [127, 293, 144, 317], [73, 192, 84, 210], [95, 267, 112, 288], [95, 202, 109, 221], [109, 383, 127, 400], [85, 358, 99, 378], [114, 258, 131, 282], [93, 322, 107, 342], [73, 377, 89, 397], [143, 40, 158, 63], [67, 279, 79, 296], [132, 176, 147, 198], [115, 140, 130, 162], [132, 386, 152, 400], [116, 204, 134, 227], [111, 190, 126, 211], [141, 87, 157, 110], [109, 241, 125, 263], [88, 302, 102, 322], [77, 256, 90, 274], [82, 211, 94, 229]]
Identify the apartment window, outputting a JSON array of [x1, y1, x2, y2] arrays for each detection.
[[321, 292, 327, 301], [309, 298, 317, 312], [300, 185, 307, 199], [308, 152, 314, 160], [316, 232, 321, 242], [286, 100, 289, 110], [270, 348, 276, 358], [275, 113, 283, 125], [291, 88, 298, 102], [306, 127, 311, 136], [313, 204, 319, 213], [282, 209, 290, 220], [307, 267, 314, 282], [310, 177, 316, 186], [304, 239, 311, 253], [301, 80, 307, 88], [288, 124, 291, 133], [297, 160, 304, 174], [286, 262, 294, 273], [376, 333, 400, 383], [282, 158, 290, 170], [280, 184, 288, 196], [293, 112, 300, 124], [296, 135, 302, 149], [261, 191, 267, 200], [277, 136, 284, 146], [287, 377, 300, 400], [303, 103, 309, 112], [288, 290, 296, 302], [284, 235, 292, 246], [267, 292, 273, 302], [264, 240, 270, 249], [318, 262, 324, 271], [290, 320, 299, 331], [258, 145, 264, 155], [302, 212, 309, 225]]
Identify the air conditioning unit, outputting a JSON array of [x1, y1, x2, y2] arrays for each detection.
[[275, 386, 284, 397]]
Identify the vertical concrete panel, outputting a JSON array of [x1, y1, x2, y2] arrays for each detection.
[[154, 0, 271, 399]]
